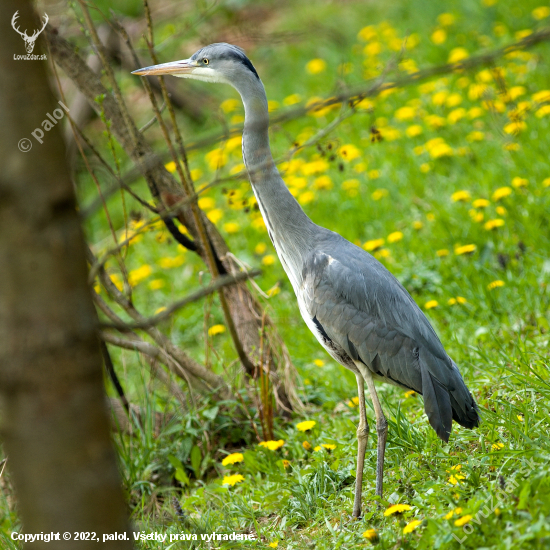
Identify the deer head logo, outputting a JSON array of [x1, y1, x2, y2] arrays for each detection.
[[12, 11, 49, 54]]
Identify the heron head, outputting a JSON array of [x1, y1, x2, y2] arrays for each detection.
[[132, 43, 260, 85]]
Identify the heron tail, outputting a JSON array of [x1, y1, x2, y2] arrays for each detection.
[[420, 353, 480, 442]]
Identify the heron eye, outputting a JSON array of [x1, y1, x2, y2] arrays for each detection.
[[203, 58, 209, 65]]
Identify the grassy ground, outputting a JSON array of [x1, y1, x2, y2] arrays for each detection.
[[3, 0, 550, 548]]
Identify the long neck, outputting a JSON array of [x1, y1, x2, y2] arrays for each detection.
[[232, 74, 317, 284]]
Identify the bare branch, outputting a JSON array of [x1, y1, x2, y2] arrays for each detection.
[[100, 269, 261, 330]]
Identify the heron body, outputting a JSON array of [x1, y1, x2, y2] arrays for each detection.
[[133, 43, 480, 517]]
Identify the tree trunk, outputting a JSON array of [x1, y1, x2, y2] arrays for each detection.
[[0, 2, 133, 547]]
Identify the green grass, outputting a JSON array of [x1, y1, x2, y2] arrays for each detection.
[[3, 0, 550, 547]]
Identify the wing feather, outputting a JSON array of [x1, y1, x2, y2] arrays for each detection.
[[299, 240, 479, 440]]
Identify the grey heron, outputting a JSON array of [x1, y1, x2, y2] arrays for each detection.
[[133, 43, 480, 518]]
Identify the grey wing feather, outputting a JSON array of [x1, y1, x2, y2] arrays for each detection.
[[300, 237, 479, 441]]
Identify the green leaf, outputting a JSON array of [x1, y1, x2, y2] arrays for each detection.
[[191, 445, 202, 479], [175, 468, 190, 486]]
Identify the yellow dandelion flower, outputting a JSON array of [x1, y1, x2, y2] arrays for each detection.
[[517, 415, 524, 422], [313, 446, 321, 451], [448, 108, 466, 124], [384, 504, 412, 516], [220, 98, 240, 113], [374, 248, 391, 259], [338, 144, 361, 161], [503, 142, 520, 152], [368, 170, 381, 180], [283, 93, 302, 106], [302, 441, 312, 450], [504, 121, 527, 134], [451, 190, 471, 202], [431, 29, 447, 45], [484, 218, 505, 230], [165, 161, 177, 173], [222, 474, 244, 486], [158, 256, 185, 269], [207, 208, 223, 224], [198, 197, 215, 210], [404, 390, 416, 398], [255, 242, 267, 255], [208, 324, 226, 336], [533, 6, 550, 20], [282, 460, 291, 469], [406, 125, 423, 137], [298, 191, 315, 205], [473, 198, 490, 208], [363, 238, 385, 251], [314, 175, 333, 190], [371, 188, 388, 200], [262, 254, 276, 266], [259, 440, 285, 451], [495, 206, 506, 217], [512, 177, 528, 188], [128, 265, 153, 287], [437, 249, 449, 257], [532, 90, 550, 103], [313, 359, 325, 367], [466, 131, 484, 142], [448, 48, 469, 63], [542, 178, 550, 187], [348, 396, 360, 407], [413, 221, 423, 230], [456, 296, 467, 304], [488, 279, 505, 290], [448, 474, 465, 485], [429, 142, 453, 159], [321, 444, 336, 450], [301, 159, 329, 175], [223, 222, 240, 234], [306, 59, 327, 74], [358, 25, 377, 42], [446, 93, 462, 107], [296, 420, 316, 432], [432, 90, 449, 106], [395, 106, 416, 121], [454, 515, 472, 526], [492, 186, 512, 201], [425, 300, 438, 309], [148, 279, 165, 291], [363, 529, 379, 542], [269, 541, 278, 548], [222, 453, 244, 466], [342, 179, 360, 191], [205, 148, 228, 170], [388, 231, 404, 243], [444, 510, 455, 520], [438, 13, 456, 26], [448, 298, 457, 305], [403, 520, 422, 534], [420, 163, 431, 173], [455, 244, 477, 255], [364, 42, 382, 56]]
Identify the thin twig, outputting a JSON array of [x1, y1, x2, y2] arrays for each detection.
[[100, 269, 261, 330]]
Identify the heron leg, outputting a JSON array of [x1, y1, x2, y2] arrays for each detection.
[[353, 373, 369, 518], [363, 369, 388, 498]]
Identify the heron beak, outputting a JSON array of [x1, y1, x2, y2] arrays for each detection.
[[132, 59, 195, 76]]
